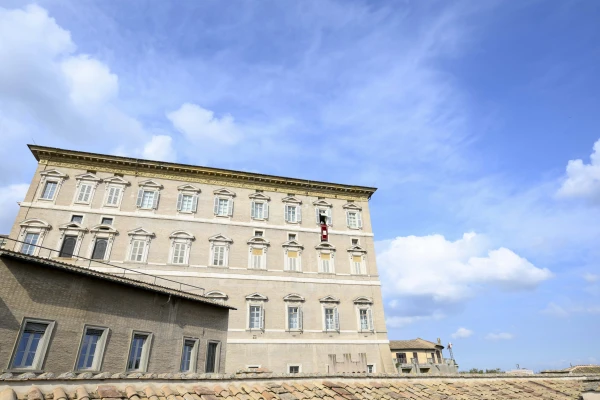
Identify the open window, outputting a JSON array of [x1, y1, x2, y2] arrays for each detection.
[[313, 199, 333, 226], [180, 337, 199, 372], [75, 326, 109, 372], [126, 331, 153, 372]]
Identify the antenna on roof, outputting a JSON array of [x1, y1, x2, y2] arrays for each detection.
[[447, 342, 454, 360]]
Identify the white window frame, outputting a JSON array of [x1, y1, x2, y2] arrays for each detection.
[[99, 216, 114, 225], [205, 340, 221, 373], [213, 188, 236, 217], [246, 293, 267, 331], [74, 325, 109, 372], [70, 214, 84, 224], [283, 294, 305, 332], [126, 331, 153, 372], [176, 184, 201, 214], [127, 228, 154, 263], [56, 222, 87, 258], [287, 364, 302, 374], [36, 169, 68, 203], [180, 337, 199, 373], [320, 296, 340, 332], [136, 180, 163, 210], [72, 173, 101, 206], [354, 297, 375, 332], [283, 239, 303, 272], [313, 199, 333, 226], [168, 231, 195, 265], [282, 196, 302, 224], [17, 219, 51, 256], [87, 224, 118, 261], [208, 234, 233, 267], [343, 203, 363, 229], [348, 246, 368, 275], [248, 236, 269, 270], [250, 193, 270, 220], [102, 176, 129, 208], [316, 243, 336, 274], [9, 318, 56, 371], [367, 364, 376, 373]]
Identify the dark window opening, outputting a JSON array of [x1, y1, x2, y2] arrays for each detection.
[[205, 342, 219, 373], [59, 235, 77, 257]]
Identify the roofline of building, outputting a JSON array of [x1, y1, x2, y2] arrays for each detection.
[[389, 338, 445, 350], [28, 145, 377, 200], [0, 250, 236, 310]]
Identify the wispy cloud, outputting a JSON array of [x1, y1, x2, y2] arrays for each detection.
[[485, 332, 514, 341], [451, 327, 474, 339]]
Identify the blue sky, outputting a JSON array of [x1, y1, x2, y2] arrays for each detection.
[[0, 0, 599, 372]]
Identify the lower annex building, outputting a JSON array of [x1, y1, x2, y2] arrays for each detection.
[[6, 145, 395, 374]]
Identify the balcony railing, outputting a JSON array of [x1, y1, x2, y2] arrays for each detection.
[[2, 237, 205, 295]]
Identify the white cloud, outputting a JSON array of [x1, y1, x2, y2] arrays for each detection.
[[386, 312, 444, 328], [167, 103, 239, 145], [451, 327, 473, 339], [541, 302, 570, 318], [141, 135, 177, 162], [485, 332, 514, 341], [584, 273, 599, 283], [557, 138, 600, 202], [542, 302, 600, 317], [377, 232, 553, 303], [61, 55, 119, 109], [0, 184, 28, 232]]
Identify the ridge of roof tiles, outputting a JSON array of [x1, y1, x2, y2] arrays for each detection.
[[1, 376, 598, 400], [388, 338, 443, 350]]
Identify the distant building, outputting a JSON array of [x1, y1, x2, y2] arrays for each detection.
[[0, 249, 233, 374], [541, 365, 600, 374], [390, 338, 458, 374]]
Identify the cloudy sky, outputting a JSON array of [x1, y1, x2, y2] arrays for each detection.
[[1, 0, 599, 371]]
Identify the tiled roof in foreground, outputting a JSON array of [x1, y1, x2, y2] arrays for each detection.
[[389, 338, 443, 350], [1, 373, 599, 400]]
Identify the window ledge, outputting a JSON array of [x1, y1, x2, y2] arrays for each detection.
[[37, 198, 55, 202], [214, 214, 231, 219], [284, 270, 303, 274]]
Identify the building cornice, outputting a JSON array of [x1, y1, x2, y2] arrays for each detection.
[[29, 145, 377, 201]]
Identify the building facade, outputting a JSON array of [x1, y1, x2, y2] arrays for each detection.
[[6, 145, 395, 374], [0, 250, 231, 374], [390, 338, 458, 374]]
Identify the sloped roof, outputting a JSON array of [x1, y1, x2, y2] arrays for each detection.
[[389, 338, 444, 350], [0, 375, 592, 399], [0, 250, 235, 310], [541, 364, 600, 374]]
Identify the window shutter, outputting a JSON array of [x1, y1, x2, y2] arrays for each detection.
[[176, 193, 183, 211], [77, 185, 85, 202], [315, 208, 320, 224], [299, 307, 303, 330], [357, 212, 363, 228], [251, 201, 256, 218], [264, 202, 269, 219], [327, 208, 332, 225], [260, 306, 265, 330], [284, 205, 289, 222], [334, 308, 340, 331], [297, 206, 302, 222], [228, 199, 234, 216], [192, 195, 198, 212], [213, 197, 219, 214], [153, 191, 160, 209], [346, 211, 351, 227], [367, 308, 373, 330], [136, 189, 144, 207]]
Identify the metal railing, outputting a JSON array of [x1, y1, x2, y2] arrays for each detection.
[[2, 237, 205, 295]]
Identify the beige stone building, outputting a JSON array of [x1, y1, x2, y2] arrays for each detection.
[[6, 145, 395, 374], [389, 338, 458, 374]]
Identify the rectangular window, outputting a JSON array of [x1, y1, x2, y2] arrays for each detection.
[[351, 238, 359, 246], [91, 238, 108, 260], [212, 245, 225, 266], [251, 248, 264, 269], [288, 233, 296, 241], [40, 181, 57, 200], [321, 253, 331, 273], [140, 191, 155, 209], [325, 308, 337, 331], [353, 255, 363, 274], [180, 338, 197, 372], [316, 208, 332, 225], [436, 350, 442, 364], [347, 212, 358, 228], [285, 205, 298, 223], [180, 194, 194, 212], [101, 217, 113, 225], [359, 309, 370, 330], [216, 198, 229, 216], [71, 215, 83, 223], [287, 251, 299, 271], [76, 327, 107, 371], [12, 320, 53, 370], [397, 353, 407, 363], [412, 352, 418, 364], [288, 306, 300, 330], [21, 233, 39, 255], [205, 341, 220, 373], [249, 305, 262, 329], [252, 201, 265, 219], [289, 365, 300, 374], [367, 364, 374, 373], [105, 186, 122, 206], [127, 332, 151, 371], [254, 230, 264, 237], [76, 183, 93, 203], [59, 235, 77, 258], [130, 239, 145, 262], [172, 242, 186, 264]]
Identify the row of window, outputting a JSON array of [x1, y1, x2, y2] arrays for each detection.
[[19, 219, 368, 274], [239, 293, 375, 332], [36, 170, 364, 228], [10, 318, 221, 373], [395, 351, 443, 365]]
